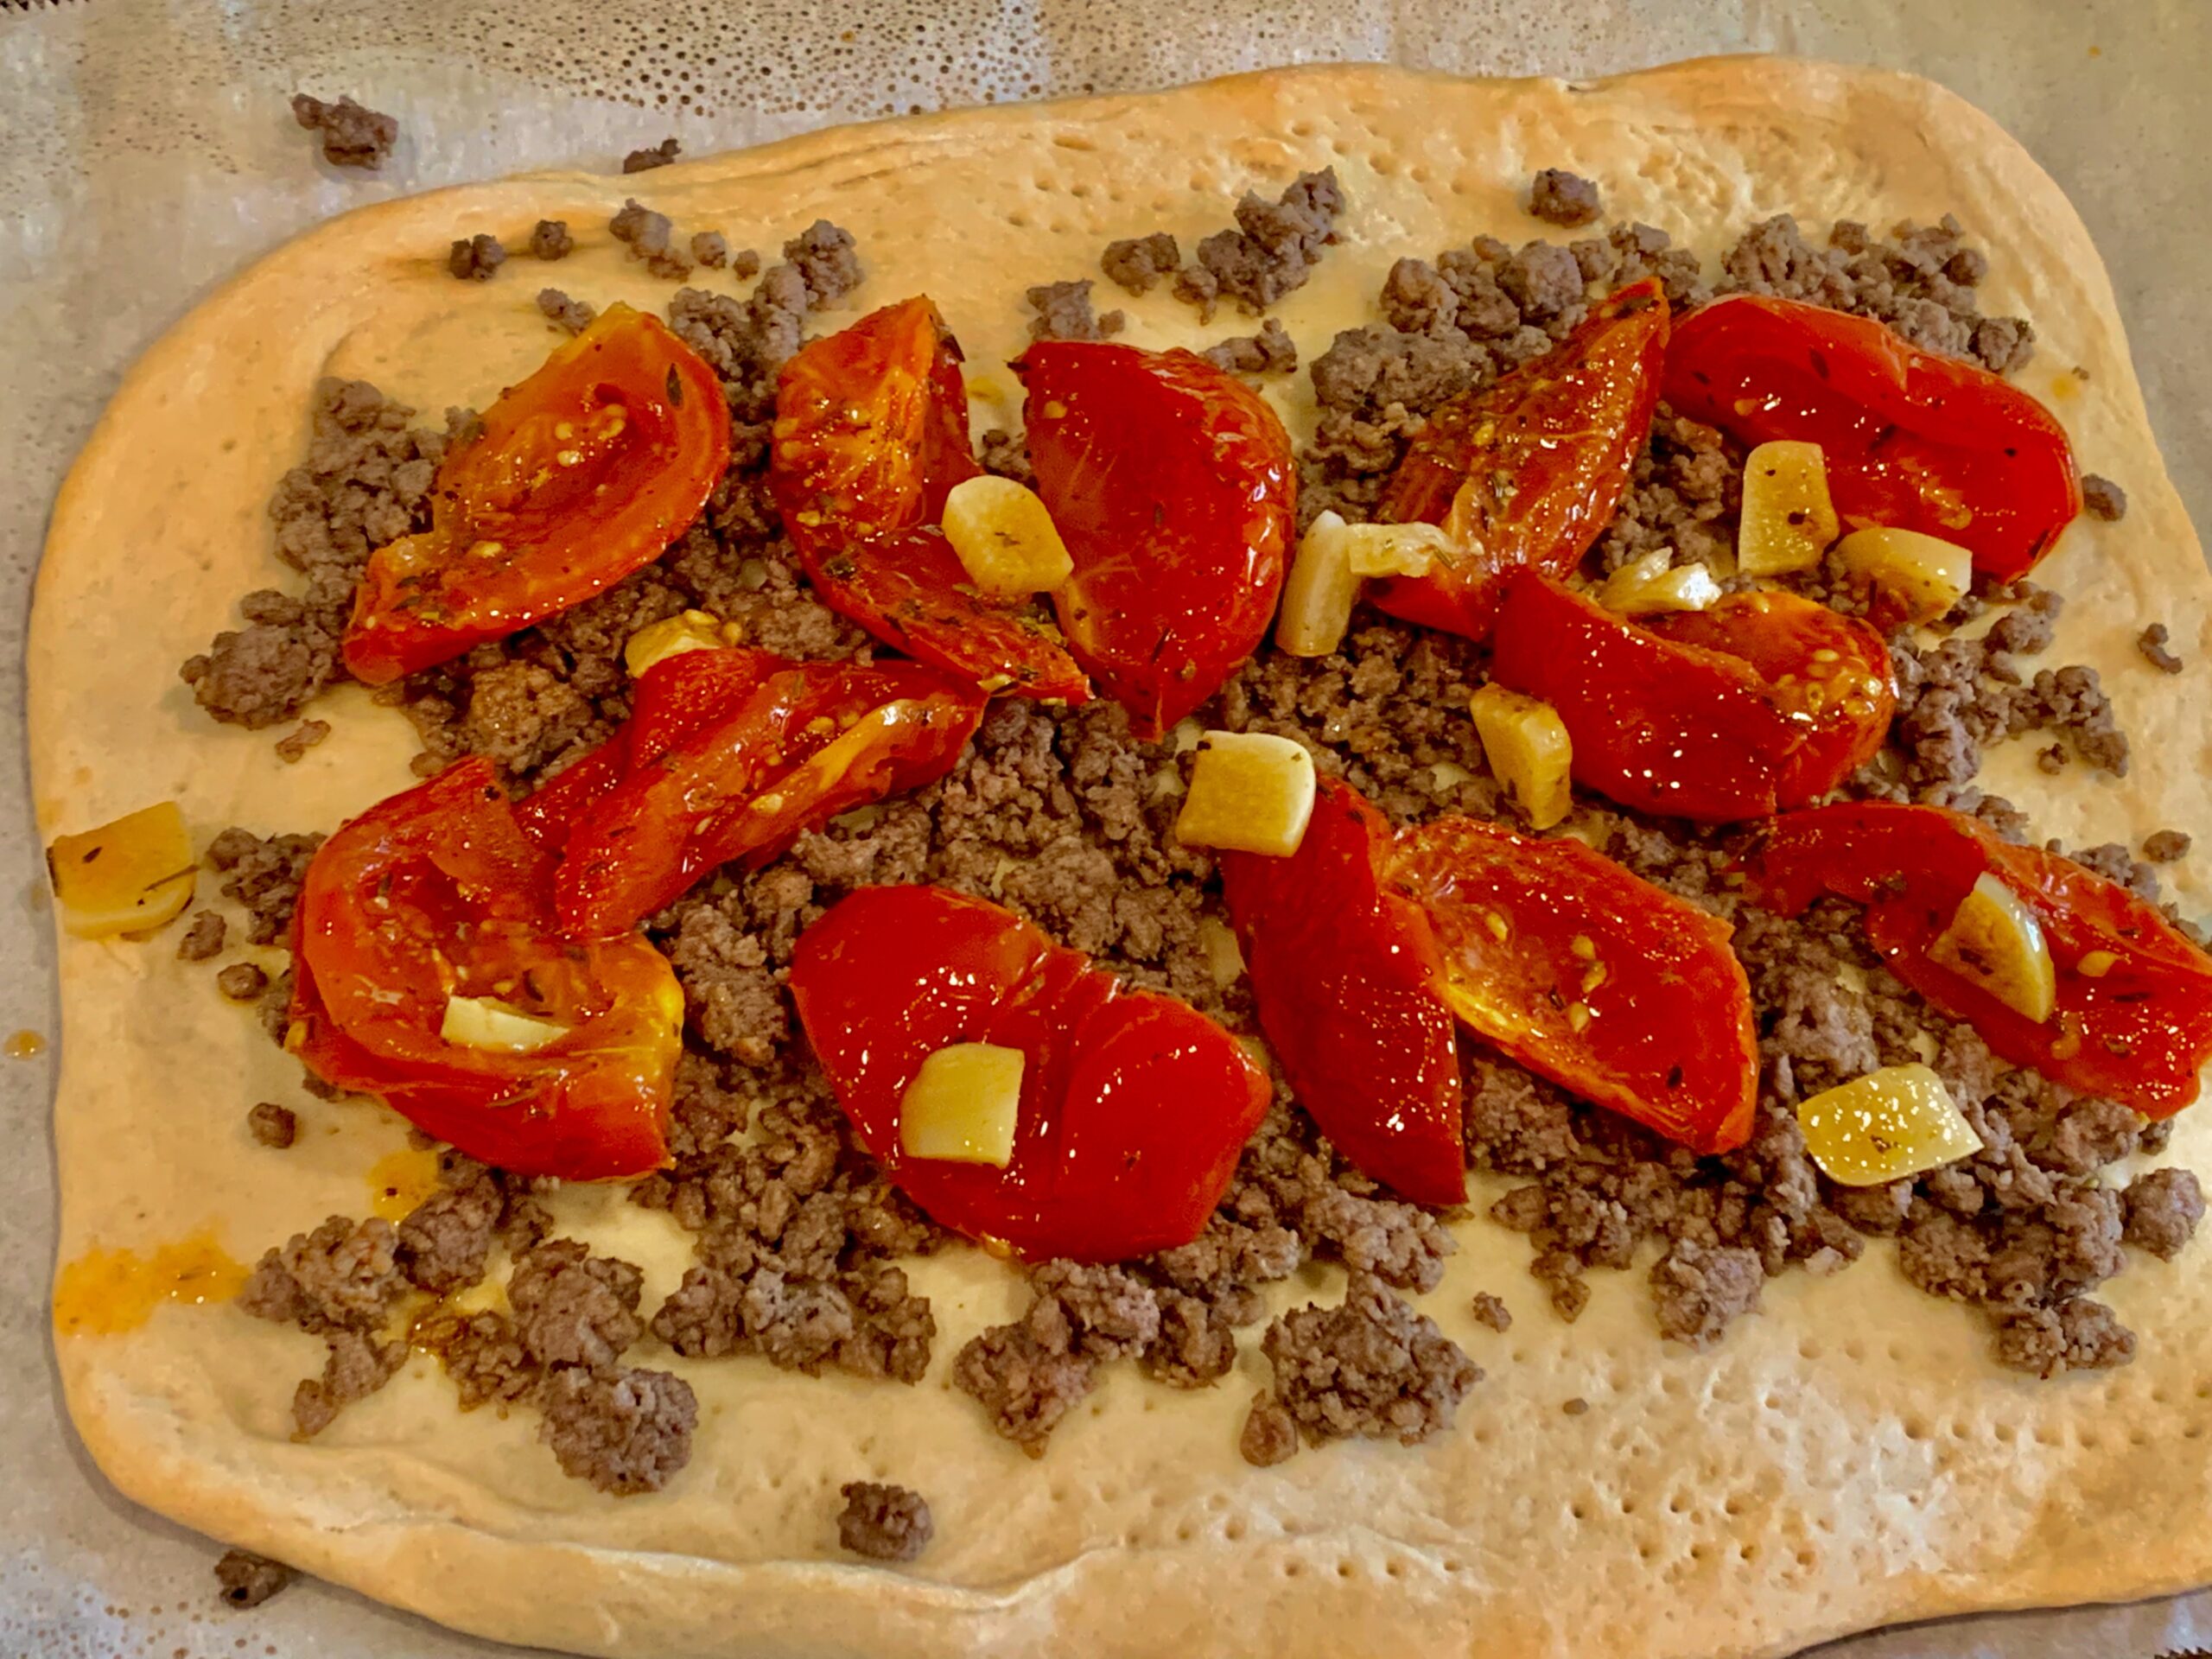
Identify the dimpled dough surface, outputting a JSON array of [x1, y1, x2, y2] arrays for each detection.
[[28, 58, 2212, 1659]]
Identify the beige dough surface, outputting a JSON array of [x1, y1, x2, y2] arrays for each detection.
[[29, 58, 2212, 1659]]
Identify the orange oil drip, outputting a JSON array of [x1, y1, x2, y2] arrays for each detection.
[[4, 1030, 46, 1059], [366, 1147, 443, 1222], [54, 1228, 246, 1336]]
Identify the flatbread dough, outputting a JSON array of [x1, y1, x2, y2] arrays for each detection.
[[31, 57, 2212, 1659]]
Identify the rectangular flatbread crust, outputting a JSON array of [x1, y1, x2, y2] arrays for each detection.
[[31, 57, 2212, 1659]]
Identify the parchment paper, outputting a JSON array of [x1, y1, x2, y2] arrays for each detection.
[[2, 1, 2207, 1655]]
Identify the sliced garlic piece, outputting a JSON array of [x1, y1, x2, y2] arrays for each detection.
[[626, 609, 741, 676], [1833, 526, 1974, 624], [1198, 916, 1247, 987], [1929, 872, 2056, 1023], [1596, 550, 1723, 616], [1737, 440, 1840, 576], [900, 1042, 1025, 1166], [1469, 683, 1573, 831], [48, 801, 196, 940], [1276, 510, 1360, 658], [941, 474, 1074, 595], [1796, 1063, 1984, 1185], [1343, 520, 1456, 578], [1174, 731, 1318, 857], [440, 995, 571, 1053]]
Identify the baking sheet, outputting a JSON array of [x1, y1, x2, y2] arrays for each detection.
[[2, 0, 2208, 1654]]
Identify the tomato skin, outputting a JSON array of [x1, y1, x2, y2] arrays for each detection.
[[344, 304, 730, 684], [1746, 802, 2212, 1116], [549, 648, 986, 938], [1219, 781, 1465, 1205], [1663, 296, 2081, 582], [1646, 592, 1897, 807], [789, 886, 1272, 1261], [289, 758, 683, 1179], [1489, 573, 1802, 822], [1020, 342, 1296, 737], [771, 297, 1090, 702], [1371, 278, 1669, 640], [1391, 814, 1759, 1155]]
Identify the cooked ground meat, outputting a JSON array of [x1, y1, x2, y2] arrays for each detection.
[[837, 1481, 933, 1561], [176, 909, 226, 961], [422, 1308, 539, 1411], [1992, 1300, 2136, 1379], [2122, 1167, 2205, 1260], [206, 826, 322, 944], [216, 962, 269, 1001], [624, 137, 681, 173], [2145, 830, 2193, 863], [1172, 168, 1343, 320], [1561, 1395, 1591, 1416], [293, 1329, 406, 1437], [1716, 213, 2033, 373], [1202, 317, 1299, 374], [1469, 1292, 1512, 1332], [782, 220, 864, 307], [1529, 168, 1601, 227], [1246, 1274, 1478, 1459], [508, 1239, 646, 1370], [2139, 623, 2185, 674], [246, 1102, 296, 1148], [238, 1215, 407, 1334], [537, 288, 596, 335], [952, 1261, 1164, 1455], [1649, 1242, 1764, 1349], [732, 247, 763, 280], [530, 219, 573, 260], [273, 719, 330, 762], [1100, 230, 1180, 295], [976, 427, 1033, 486], [691, 230, 730, 268], [610, 199, 690, 279], [2081, 474, 2128, 521], [183, 379, 462, 728], [1024, 279, 1124, 341], [213, 1548, 294, 1609], [537, 1365, 697, 1495], [396, 1167, 505, 1294], [289, 92, 397, 169], [448, 234, 505, 281]]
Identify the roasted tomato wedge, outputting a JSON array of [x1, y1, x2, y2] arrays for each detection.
[[771, 297, 1090, 702], [1391, 815, 1758, 1155], [289, 758, 683, 1179], [1746, 802, 2212, 1116], [544, 647, 986, 937], [1371, 277, 1669, 640], [1020, 342, 1295, 736], [1488, 573, 1803, 822], [1663, 296, 2081, 582], [1645, 592, 1897, 807], [344, 303, 729, 684], [789, 886, 1271, 1260], [1220, 780, 1464, 1205]]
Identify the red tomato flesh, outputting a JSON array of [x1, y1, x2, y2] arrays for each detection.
[[544, 647, 985, 938], [344, 303, 730, 684], [1020, 342, 1296, 737], [289, 758, 683, 1179], [1372, 277, 1669, 640], [1219, 780, 1465, 1205], [1391, 814, 1759, 1156], [1645, 591, 1897, 807], [1488, 573, 1802, 822], [772, 296, 1090, 702], [1663, 296, 2081, 582], [1747, 802, 2212, 1116], [789, 886, 1272, 1261]]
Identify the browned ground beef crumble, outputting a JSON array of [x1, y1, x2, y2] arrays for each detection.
[[838, 1481, 933, 1560], [247, 1102, 297, 1148], [1024, 278, 1125, 341], [214, 1548, 294, 1608], [448, 234, 506, 282], [290, 93, 397, 170], [624, 137, 681, 174], [1203, 317, 1300, 376], [537, 288, 596, 335], [2139, 622, 2185, 674], [530, 219, 574, 260], [176, 909, 225, 961], [195, 183, 2207, 1503], [691, 230, 731, 269], [1529, 168, 1601, 227], [2081, 474, 2127, 521]]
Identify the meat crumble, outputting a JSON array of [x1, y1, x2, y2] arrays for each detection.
[[448, 234, 506, 282], [201, 174, 2209, 1496], [290, 93, 398, 170], [624, 137, 682, 174], [214, 1548, 294, 1609]]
